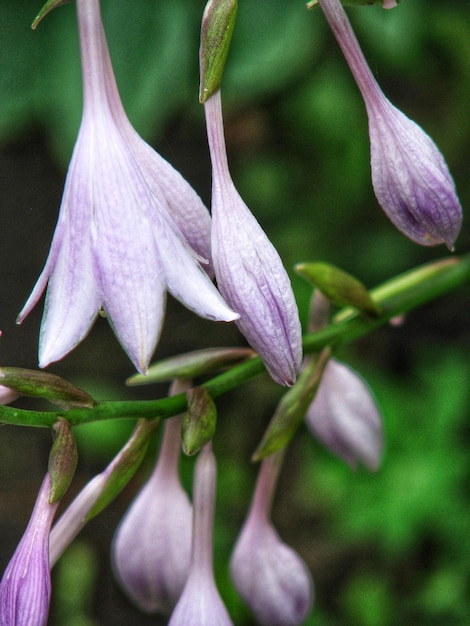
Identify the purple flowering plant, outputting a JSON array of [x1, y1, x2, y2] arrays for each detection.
[[0, 0, 468, 624]]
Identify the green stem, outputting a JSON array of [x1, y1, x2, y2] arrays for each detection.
[[1, 253, 469, 429]]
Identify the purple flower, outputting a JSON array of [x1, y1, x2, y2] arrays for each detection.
[[168, 444, 233, 626], [306, 359, 383, 470], [318, 0, 462, 248], [112, 382, 192, 614], [230, 453, 314, 626], [0, 474, 58, 626], [204, 90, 302, 386], [18, 0, 237, 373]]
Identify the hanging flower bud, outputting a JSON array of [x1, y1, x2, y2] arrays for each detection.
[[230, 452, 314, 626], [306, 359, 383, 470], [169, 444, 233, 626], [0, 474, 58, 626], [318, 0, 462, 248], [112, 381, 192, 614], [203, 88, 302, 386]]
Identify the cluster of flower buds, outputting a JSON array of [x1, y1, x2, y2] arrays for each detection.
[[0, 0, 464, 623]]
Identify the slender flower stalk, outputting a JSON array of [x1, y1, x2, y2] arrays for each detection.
[[204, 90, 302, 385], [0, 474, 58, 626], [230, 451, 314, 626], [112, 381, 192, 615], [18, 0, 237, 373], [168, 443, 233, 626], [318, 0, 462, 248]]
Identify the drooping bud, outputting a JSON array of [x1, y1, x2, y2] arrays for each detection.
[[168, 443, 233, 626], [0, 474, 58, 626], [112, 380, 192, 614], [317, 0, 462, 249], [230, 452, 314, 626], [306, 359, 383, 470], [204, 89, 302, 387]]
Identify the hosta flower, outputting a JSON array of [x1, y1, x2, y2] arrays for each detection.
[[318, 0, 462, 248], [306, 359, 383, 470], [113, 381, 192, 614], [168, 444, 233, 626], [0, 474, 58, 626], [204, 90, 302, 386], [18, 0, 237, 373], [230, 452, 314, 626]]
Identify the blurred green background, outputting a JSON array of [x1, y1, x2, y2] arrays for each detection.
[[1, 0, 469, 624]]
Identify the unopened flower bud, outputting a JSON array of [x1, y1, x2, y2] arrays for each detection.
[[0, 474, 58, 626], [318, 0, 462, 249], [182, 387, 217, 455], [169, 444, 233, 626], [230, 453, 313, 626], [306, 359, 383, 469], [113, 382, 192, 614]]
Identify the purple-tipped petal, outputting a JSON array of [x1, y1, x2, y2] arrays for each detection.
[[306, 359, 383, 470], [204, 91, 302, 386], [367, 98, 462, 248], [318, 0, 462, 248], [0, 474, 58, 626]]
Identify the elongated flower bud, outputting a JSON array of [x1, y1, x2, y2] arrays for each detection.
[[230, 452, 314, 625], [204, 89, 302, 386], [318, 0, 462, 248], [0, 474, 58, 626], [112, 381, 192, 614], [306, 359, 383, 470], [169, 444, 233, 626]]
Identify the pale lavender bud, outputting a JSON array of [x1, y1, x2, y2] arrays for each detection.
[[306, 359, 383, 470], [0, 386, 19, 405], [318, 0, 462, 248], [204, 89, 302, 386], [1, 474, 58, 626], [112, 381, 192, 614], [18, 0, 237, 373], [230, 453, 314, 626], [169, 444, 233, 626]]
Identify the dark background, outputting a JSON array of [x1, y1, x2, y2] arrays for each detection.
[[1, 1, 470, 624]]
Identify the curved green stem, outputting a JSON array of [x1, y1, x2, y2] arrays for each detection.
[[1, 253, 469, 429]]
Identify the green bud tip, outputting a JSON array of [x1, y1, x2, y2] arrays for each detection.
[[182, 387, 217, 456], [199, 0, 238, 103]]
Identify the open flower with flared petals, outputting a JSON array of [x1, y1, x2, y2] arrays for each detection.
[[318, 0, 462, 248], [0, 474, 58, 626], [169, 444, 233, 626], [230, 452, 314, 626], [203, 90, 302, 386], [18, 0, 237, 373], [112, 382, 192, 614], [306, 359, 383, 470]]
